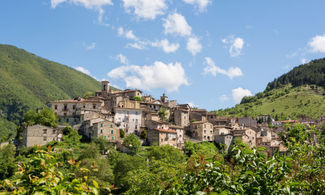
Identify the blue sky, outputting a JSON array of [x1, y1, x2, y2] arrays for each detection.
[[1, 0, 325, 110]]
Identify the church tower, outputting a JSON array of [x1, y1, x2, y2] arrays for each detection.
[[101, 80, 110, 95]]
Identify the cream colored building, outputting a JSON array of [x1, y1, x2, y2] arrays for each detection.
[[23, 125, 63, 147], [232, 128, 256, 147], [190, 121, 214, 141], [114, 108, 142, 134], [170, 125, 184, 148]]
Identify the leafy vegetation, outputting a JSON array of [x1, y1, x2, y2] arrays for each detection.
[[1, 124, 324, 194], [215, 85, 325, 119]]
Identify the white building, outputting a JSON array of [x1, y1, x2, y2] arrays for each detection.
[[114, 108, 142, 134]]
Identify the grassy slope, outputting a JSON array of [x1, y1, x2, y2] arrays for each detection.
[[0, 44, 101, 140], [215, 85, 325, 120]]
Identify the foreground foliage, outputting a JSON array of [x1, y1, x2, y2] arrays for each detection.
[[1, 124, 325, 194]]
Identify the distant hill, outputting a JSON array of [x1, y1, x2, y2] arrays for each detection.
[[215, 58, 325, 120], [0, 44, 101, 141]]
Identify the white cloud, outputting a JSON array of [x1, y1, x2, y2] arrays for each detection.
[[122, 0, 167, 20], [116, 54, 129, 65], [108, 61, 189, 92], [127, 42, 146, 50], [163, 13, 192, 37], [308, 34, 325, 53], [219, 94, 229, 102], [85, 42, 96, 50], [51, 0, 112, 22], [232, 87, 252, 104], [222, 36, 245, 57], [301, 58, 307, 64], [187, 102, 197, 108], [118, 27, 138, 41], [75, 66, 91, 75], [182, 0, 211, 12], [203, 57, 242, 79], [150, 39, 180, 53], [187, 37, 202, 55]]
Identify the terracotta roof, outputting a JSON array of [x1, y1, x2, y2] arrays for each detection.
[[155, 129, 177, 133]]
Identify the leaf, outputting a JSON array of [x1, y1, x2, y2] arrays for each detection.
[[92, 180, 99, 189]]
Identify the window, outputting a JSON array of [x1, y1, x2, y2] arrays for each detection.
[[111, 130, 114, 134], [43, 137, 47, 141], [101, 123, 103, 127], [52, 130, 56, 134], [66, 118, 69, 122], [54, 105, 58, 110], [204, 130, 206, 134], [64, 104, 67, 110], [43, 129, 47, 134], [135, 125, 138, 129], [64, 113, 67, 117], [93, 104, 96, 109], [104, 136, 106, 139], [112, 136, 114, 140], [83, 104, 86, 108], [101, 130, 103, 133], [73, 105, 76, 110], [110, 124, 113, 128]]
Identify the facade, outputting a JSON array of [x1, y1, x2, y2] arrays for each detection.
[[114, 108, 142, 134], [190, 121, 214, 141], [51, 98, 104, 125], [147, 128, 177, 147], [174, 109, 190, 128], [170, 125, 184, 148], [238, 117, 257, 128], [84, 119, 119, 142], [23, 125, 63, 147], [232, 128, 256, 147]]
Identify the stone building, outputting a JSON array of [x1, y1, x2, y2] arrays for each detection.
[[190, 109, 207, 122], [114, 108, 142, 134], [238, 117, 257, 128], [173, 109, 190, 128], [190, 121, 214, 141], [50, 97, 104, 125], [232, 127, 256, 147], [170, 125, 184, 148], [83, 118, 119, 143], [147, 128, 177, 147], [22, 125, 63, 147]]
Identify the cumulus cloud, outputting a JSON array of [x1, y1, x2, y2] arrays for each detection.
[[232, 87, 252, 104], [118, 27, 138, 41], [187, 37, 202, 55], [308, 34, 325, 53], [108, 61, 189, 92], [163, 13, 192, 37], [51, 0, 112, 22], [222, 36, 245, 57], [203, 57, 242, 79], [150, 39, 180, 53], [182, 0, 212, 12], [122, 0, 167, 20], [116, 54, 129, 65], [85, 42, 96, 50], [75, 66, 91, 75], [127, 42, 146, 50]]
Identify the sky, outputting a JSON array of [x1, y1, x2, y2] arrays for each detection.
[[1, 0, 325, 111]]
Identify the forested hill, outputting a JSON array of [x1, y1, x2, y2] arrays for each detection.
[[215, 58, 325, 120], [0, 44, 101, 141], [266, 57, 325, 91]]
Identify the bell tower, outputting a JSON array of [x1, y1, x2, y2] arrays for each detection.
[[101, 80, 110, 95]]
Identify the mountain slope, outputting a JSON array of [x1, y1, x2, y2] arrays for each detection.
[[0, 44, 101, 140], [215, 58, 325, 120]]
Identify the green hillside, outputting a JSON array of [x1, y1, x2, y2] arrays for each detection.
[[0, 44, 101, 141], [215, 58, 325, 120]]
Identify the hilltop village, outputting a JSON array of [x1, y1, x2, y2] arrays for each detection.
[[22, 81, 322, 156]]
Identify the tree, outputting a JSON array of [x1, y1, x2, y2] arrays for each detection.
[[23, 107, 57, 128], [62, 126, 81, 146], [83, 91, 94, 99], [158, 107, 168, 121], [140, 129, 147, 139], [122, 134, 141, 155], [0, 144, 16, 180], [132, 96, 142, 101], [119, 129, 125, 138]]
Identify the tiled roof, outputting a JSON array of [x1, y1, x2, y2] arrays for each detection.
[[51, 99, 102, 103], [155, 129, 177, 133]]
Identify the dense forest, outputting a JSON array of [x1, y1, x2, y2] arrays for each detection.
[[1, 122, 324, 194], [266, 58, 325, 91], [0, 44, 103, 141]]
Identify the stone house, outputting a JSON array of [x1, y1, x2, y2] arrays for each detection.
[[22, 125, 63, 147], [214, 127, 233, 151], [51, 98, 104, 125], [232, 127, 256, 147], [147, 128, 177, 147], [238, 117, 257, 128], [83, 119, 119, 143], [114, 107, 142, 134], [190, 109, 207, 122], [173, 109, 190, 128], [190, 121, 214, 141], [170, 125, 184, 148]]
